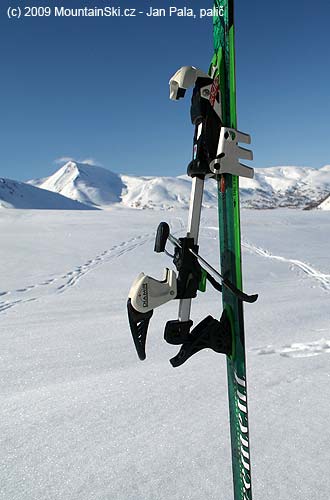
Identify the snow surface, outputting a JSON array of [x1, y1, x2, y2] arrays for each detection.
[[318, 193, 330, 210], [27, 161, 330, 210], [1, 207, 330, 499]]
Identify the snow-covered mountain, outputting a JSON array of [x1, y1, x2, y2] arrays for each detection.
[[120, 174, 218, 209], [0, 178, 96, 210], [29, 162, 124, 207], [243, 165, 330, 209], [2, 161, 327, 211], [121, 165, 330, 210], [31, 161, 330, 210]]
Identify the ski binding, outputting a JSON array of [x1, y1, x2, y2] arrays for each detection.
[[127, 65, 257, 366], [127, 222, 257, 365]]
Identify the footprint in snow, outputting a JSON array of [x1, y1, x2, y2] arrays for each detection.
[[252, 339, 330, 358], [40, 279, 56, 285]]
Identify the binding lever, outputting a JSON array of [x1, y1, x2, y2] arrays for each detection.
[[154, 222, 170, 253], [155, 222, 258, 304]]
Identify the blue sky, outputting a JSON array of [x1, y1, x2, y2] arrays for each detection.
[[1, 0, 330, 181]]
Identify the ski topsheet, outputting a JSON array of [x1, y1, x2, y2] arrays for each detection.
[[212, 1, 253, 498]]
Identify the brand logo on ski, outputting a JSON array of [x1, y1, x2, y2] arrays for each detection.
[[140, 283, 148, 308], [235, 372, 252, 498], [210, 76, 219, 107]]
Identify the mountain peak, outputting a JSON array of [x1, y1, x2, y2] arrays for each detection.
[[62, 160, 80, 175], [29, 162, 125, 207]]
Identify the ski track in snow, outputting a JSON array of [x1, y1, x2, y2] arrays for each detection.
[[0, 233, 154, 314], [252, 339, 330, 359], [203, 226, 330, 360], [204, 225, 330, 292], [244, 241, 330, 359], [243, 241, 330, 292]]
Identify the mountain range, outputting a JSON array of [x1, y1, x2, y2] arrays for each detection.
[[1, 161, 329, 210]]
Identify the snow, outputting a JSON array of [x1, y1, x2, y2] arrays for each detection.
[[121, 174, 217, 210], [0, 177, 95, 210], [317, 193, 330, 210], [1, 206, 330, 499], [25, 161, 330, 210]]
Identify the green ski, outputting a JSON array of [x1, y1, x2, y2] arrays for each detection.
[[212, 1, 253, 498]]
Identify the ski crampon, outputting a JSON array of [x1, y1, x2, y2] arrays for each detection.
[[127, 1, 256, 499]]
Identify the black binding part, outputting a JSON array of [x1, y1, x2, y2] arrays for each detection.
[[222, 277, 258, 303], [154, 224, 258, 304], [164, 319, 193, 345], [174, 237, 201, 300], [127, 299, 153, 361], [154, 222, 170, 253], [188, 76, 222, 179], [170, 311, 232, 367], [206, 270, 258, 303]]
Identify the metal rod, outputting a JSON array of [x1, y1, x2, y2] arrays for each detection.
[[168, 233, 181, 248], [189, 249, 225, 283], [178, 176, 205, 322]]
